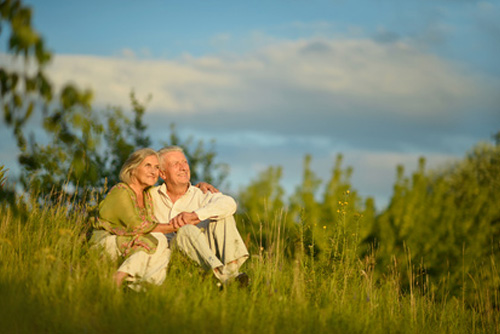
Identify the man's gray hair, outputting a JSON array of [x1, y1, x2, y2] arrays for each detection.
[[158, 146, 184, 165]]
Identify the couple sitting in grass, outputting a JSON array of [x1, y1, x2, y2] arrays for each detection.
[[90, 146, 249, 290]]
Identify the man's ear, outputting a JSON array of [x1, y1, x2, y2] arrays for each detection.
[[159, 169, 167, 180]]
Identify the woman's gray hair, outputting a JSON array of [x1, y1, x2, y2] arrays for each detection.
[[157, 146, 184, 166], [119, 148, 159, 184]]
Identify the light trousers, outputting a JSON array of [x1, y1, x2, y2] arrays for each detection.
[[99, 232, 171, 286], [172, 216, 249, 281]]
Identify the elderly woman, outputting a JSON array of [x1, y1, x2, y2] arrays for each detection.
[[91, 148, 176, 289]]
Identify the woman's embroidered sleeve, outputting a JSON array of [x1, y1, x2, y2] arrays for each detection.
[[98, 184, 158, 236]]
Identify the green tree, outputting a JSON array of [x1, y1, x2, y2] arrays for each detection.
[[0, 0, 94, 154], [320, 154, 369, 263], [288, 154, 323, 258], [94, 92, 152, 189], [18, 85, 99, 198], [236, 166, 287, 255], [17, 91, 154, 201], [371, 136, 500, 300], [1, 0, 228, 203], [1, 0, 99, 200]]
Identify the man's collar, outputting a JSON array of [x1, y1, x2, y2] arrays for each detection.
[[158, 182, 193, 197]]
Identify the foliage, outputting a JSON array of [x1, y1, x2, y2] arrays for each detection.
[[236, 165, 289, 259], [0, 0, 95, 164], [234, 134, 500, 310], [1, 0, 228, 203], [285, 154, 374, 262], [1, 0, 100, 200], [1, 0, 52, 149], [95, 92, 152, 188], [0, 165, 6, 187], [288, 154, 323, 259], [13, 91, 151, 201], [369, 138, 500, 301], [0, 165, 22, 218]]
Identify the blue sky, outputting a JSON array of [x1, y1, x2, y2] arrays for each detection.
[[1, 0, 499, 209]]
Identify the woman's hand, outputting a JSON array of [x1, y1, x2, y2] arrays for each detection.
[[195, 182, 219, 194], [152, 223, 176, 234], [170, 212, 201, 229]]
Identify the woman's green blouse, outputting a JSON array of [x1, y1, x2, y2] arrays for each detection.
[[95, 183, 159, 258]]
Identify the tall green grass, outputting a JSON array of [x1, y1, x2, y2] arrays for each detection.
[[0, 191, 498, 333]]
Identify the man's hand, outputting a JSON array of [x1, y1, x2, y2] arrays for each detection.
[[195, 182, 219, 194], [170, 212, 201, 229]]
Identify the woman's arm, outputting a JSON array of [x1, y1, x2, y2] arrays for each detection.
[[99, 184, 157, 235], [151, 223, 176, 234], [195, 182, 219, 194]]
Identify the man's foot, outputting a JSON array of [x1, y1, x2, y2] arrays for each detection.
[[215, 271, 250, 290], [235, 272, 250, 288]]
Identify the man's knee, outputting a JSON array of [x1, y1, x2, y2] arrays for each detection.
[[213, 215, 237, 226], [176, 224, 200, 239]]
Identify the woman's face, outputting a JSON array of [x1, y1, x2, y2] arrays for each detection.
[[131, 154, 160, 188]]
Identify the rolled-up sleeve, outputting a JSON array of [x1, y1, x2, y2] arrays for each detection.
[[194, 193, 237, 221]]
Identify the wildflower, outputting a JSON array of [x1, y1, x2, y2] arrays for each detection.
[[323, 225, 327, 229], [346, 190, 350, 194]]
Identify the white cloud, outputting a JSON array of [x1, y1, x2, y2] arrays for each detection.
[[39, 34, 498, 159], [120, 48, 136, 59], [48, 54, 239, 112], [44, 36, 495, 122]]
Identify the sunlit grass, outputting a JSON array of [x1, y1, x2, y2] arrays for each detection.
[[0, 191, 498, 334]]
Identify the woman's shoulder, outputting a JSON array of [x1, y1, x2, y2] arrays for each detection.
[[101, 183, 134, 204], [108, 182, 130, 192], [98, 183, 136, 216]]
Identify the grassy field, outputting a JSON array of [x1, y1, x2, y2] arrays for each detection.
[[0, 192, 498, 334]]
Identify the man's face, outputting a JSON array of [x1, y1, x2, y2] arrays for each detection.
[[160, 151, 191, 187]]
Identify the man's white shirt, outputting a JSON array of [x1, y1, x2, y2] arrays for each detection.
[[149, 183, 237, 225]]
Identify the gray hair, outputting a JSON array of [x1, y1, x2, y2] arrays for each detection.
[[157, 146, 184, 166], [119, 148, 159, 185]]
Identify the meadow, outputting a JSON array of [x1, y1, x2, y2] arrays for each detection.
[[0, 176, 498, 334]]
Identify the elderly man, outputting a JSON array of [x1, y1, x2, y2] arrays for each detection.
[[150, 146, 249, 285]]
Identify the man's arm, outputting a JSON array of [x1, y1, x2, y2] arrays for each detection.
[[169, 189, 237, 227], [169, 212, 200, 229], [193, 192, 237, 221]]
